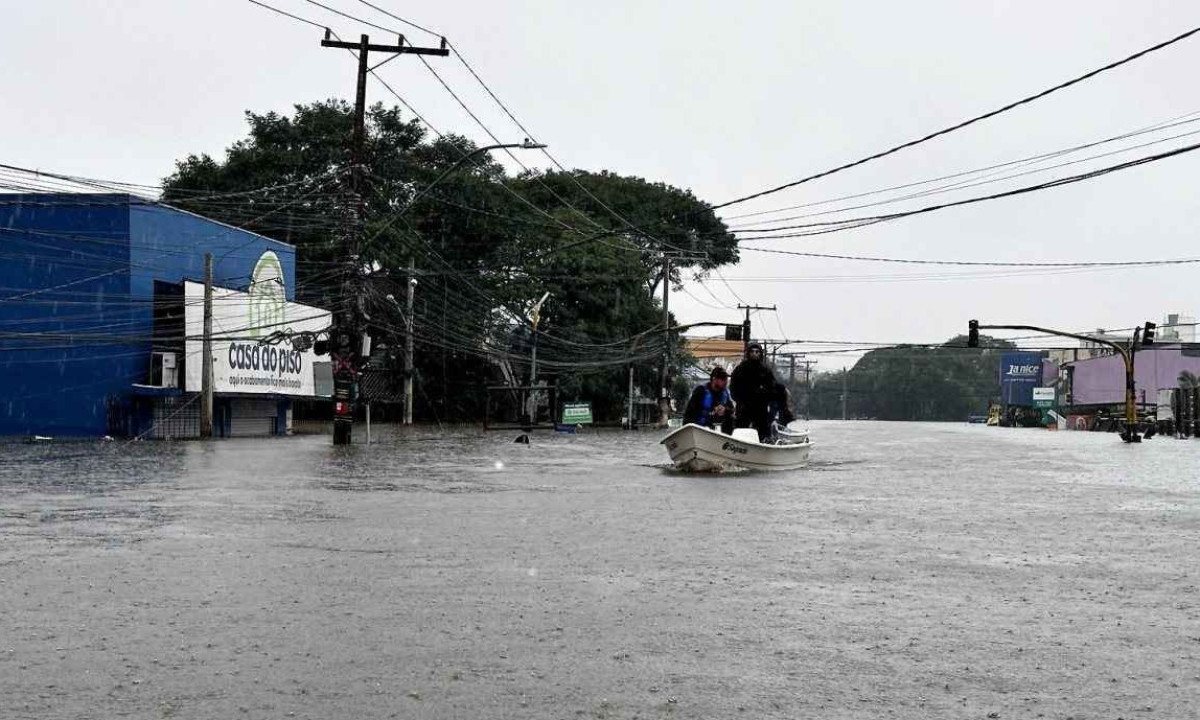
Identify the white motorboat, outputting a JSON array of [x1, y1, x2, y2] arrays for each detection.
[[660, 423, 812, 472]]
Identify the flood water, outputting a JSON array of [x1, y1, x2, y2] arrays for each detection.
[[2, 422, 1198, 719]]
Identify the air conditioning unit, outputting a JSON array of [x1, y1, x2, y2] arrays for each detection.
[[150, 352, 179, 388]]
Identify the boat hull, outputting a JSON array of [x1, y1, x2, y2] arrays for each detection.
[[660, 423, 811, 472]]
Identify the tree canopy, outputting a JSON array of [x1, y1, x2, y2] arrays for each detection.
[[161, 99, 738, 421], [803, 335, 1016, 421]]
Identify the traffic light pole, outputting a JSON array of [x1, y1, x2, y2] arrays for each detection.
[[321, 31, 448, 444], [968, 320, 1155, 443]]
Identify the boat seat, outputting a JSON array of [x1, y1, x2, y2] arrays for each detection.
[[731, 428, 760, 443]]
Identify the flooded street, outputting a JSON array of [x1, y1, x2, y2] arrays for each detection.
[[2, 422, 1198, 719]]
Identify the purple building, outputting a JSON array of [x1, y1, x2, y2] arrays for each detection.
[[1063, 344, 1200, 406]]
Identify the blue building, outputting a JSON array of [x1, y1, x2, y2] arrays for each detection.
[[0, 193, 326, 438]]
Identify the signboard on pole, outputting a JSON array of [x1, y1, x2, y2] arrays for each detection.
[[1032, 387, 1056, 409], [183, 256, 332, 397], [561, 402, 593, 425], [999, 351, 1043, 406]]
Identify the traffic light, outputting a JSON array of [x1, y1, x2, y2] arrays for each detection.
[[968, 319, 980, 348], [1143, 321, 1156, 345]]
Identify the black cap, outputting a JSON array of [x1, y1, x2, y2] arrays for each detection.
[[710, 366, 728, 379], [747, 342, 763, 353]]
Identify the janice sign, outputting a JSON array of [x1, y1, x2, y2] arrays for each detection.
[[183, 252, 332, 397], [999, 351, 1043, 407]]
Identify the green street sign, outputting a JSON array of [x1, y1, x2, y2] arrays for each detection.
[[561, 402, 593, 425], [1033, 387, 1055, 410]]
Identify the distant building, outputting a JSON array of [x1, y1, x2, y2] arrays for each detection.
[[1048, 328, 1132, 366], [682, 336, 745, 382], [1060, 344, 1200, 407], [1048, 315, 1197, 366], [0, 194, 331, 438], [1160, 312, 1196, 343]]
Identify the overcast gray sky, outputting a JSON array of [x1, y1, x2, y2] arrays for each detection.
[[3, 1, 1199, 370]]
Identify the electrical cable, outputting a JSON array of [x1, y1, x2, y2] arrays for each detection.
[[740, 246, 1200, 268], [734, 138, 1200, 239], [720, 108, 1200, 223], [709, 23, 1200, 211], [728, 123, 1200, 230]]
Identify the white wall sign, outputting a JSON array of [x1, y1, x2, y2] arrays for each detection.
[[1032, 387, 1056, 402], [183, 253, 331, 396]]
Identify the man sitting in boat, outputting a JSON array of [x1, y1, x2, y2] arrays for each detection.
[[683, 366, 735, 434], [732, 342, 785, 441]]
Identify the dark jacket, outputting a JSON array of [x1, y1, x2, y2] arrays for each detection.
[[683, 383, 735, 434], [731, 358, 777, 409]]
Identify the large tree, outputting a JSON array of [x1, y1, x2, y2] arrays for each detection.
[[161, 100, 738, 421], [806, 335, 1016, 421]]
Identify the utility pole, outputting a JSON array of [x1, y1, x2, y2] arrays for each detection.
[[802, 359, 814, 420], [653, 251, 706, 427], [321, 30, 449, 445], [627, 365, 635, 429], [658, 256, 671, 427], [527, 292, 551, 425], [404, 262, 415, 425], [841, 369, 848, 421], [736, 303, 777, 353], [200, 253, 214, 439]]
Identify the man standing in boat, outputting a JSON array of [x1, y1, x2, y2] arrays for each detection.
[[683, 366, 735, 434], [732, 342, 787, 441]]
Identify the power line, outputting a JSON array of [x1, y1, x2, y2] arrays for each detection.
[[246, 1, 676, 266], [740, 247, 1200, 268], [729, 124, 1200, 231], [298, 0, 400, 35], [349, 0, 442, 39], [709, 24, 1200, 211], [246, 0, 331, 32], [734, 138, 1200, 239], [714, 267, 746, 305], [722, 109, 1200, 224], [443, 40, 690, 254]]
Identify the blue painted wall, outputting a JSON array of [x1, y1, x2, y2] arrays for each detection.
[[999, 351, 1044, 407], [0, 194, 296, 437]]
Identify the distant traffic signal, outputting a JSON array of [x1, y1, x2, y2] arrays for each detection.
[[968, 320, 980, 348], [1143, 321, 1157, 345]]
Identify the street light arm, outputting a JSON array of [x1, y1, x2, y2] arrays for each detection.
[[976, 323, 1130, 359], [401, 140, 547, 218]]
